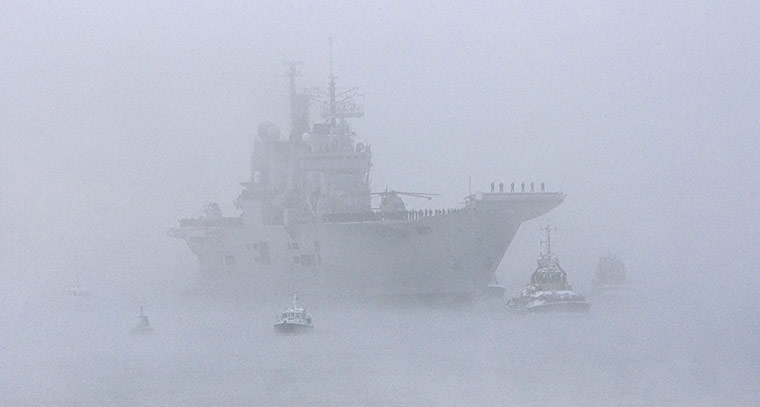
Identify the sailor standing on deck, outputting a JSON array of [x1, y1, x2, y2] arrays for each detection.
[[511, 182, 515, 193], [499, 182, 504, 193], [491, 182, 495, 192]]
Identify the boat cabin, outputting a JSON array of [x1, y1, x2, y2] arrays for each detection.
[[530, 255, 573, 291], [276, 294, 312, 325], [279, 310, 311, 324]]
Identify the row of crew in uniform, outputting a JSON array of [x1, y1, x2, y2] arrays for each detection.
[[405, 207, 463, 220], [322, 207, 463, 223], [491, 181, 547, 193]]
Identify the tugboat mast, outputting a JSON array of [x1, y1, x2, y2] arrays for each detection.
[[541, 222, 558, 257]]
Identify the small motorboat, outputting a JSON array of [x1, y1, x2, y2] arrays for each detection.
[[69, 275, 89, 296], [69, 284, 89, 296], [131, 305, 153, 334], [506, 223, 590, 314], [274, 294, 313, 334]]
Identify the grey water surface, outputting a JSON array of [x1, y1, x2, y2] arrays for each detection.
[[3, 280, 757, 406]]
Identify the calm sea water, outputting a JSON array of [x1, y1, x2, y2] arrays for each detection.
[[3, 283, 758, 406]]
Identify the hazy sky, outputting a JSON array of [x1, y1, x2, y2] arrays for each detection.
[[2, 1, 759, 296]]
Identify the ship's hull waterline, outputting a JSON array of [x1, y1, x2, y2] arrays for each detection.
[[171, 193, 564, 300]]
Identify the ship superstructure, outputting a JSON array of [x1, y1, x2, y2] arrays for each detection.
[[170, 58, 565, 300]]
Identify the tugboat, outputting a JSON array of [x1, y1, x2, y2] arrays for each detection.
[[506, 223, 590, 313], [274, 294, 313, 334], [592, 255, 631, 295], [130, 305, 153, 334]]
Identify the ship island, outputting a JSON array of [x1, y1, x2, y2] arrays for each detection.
[[169, 61, 565, 302]]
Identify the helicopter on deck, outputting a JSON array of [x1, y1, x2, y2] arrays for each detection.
[[372, 189, 438, 214]]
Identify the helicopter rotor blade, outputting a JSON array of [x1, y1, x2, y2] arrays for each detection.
[[394, 191, 440, 196], [343, 190, 439, 199], [401, 194, 433, 200]]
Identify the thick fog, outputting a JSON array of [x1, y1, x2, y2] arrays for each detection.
[[2, 1, 759, 405]]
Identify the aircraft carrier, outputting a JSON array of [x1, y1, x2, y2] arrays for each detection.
[[169, 60, 564, 300]]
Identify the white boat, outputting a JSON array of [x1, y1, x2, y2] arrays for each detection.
[[131, 306, 153, 334], [274, 294, 313, 334], [506, 223, 590, 314]]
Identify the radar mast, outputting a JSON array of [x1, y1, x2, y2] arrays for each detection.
[[308, 38, 364, 134]]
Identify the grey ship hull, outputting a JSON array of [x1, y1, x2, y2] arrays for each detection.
[[171, 193, 564, 300]]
